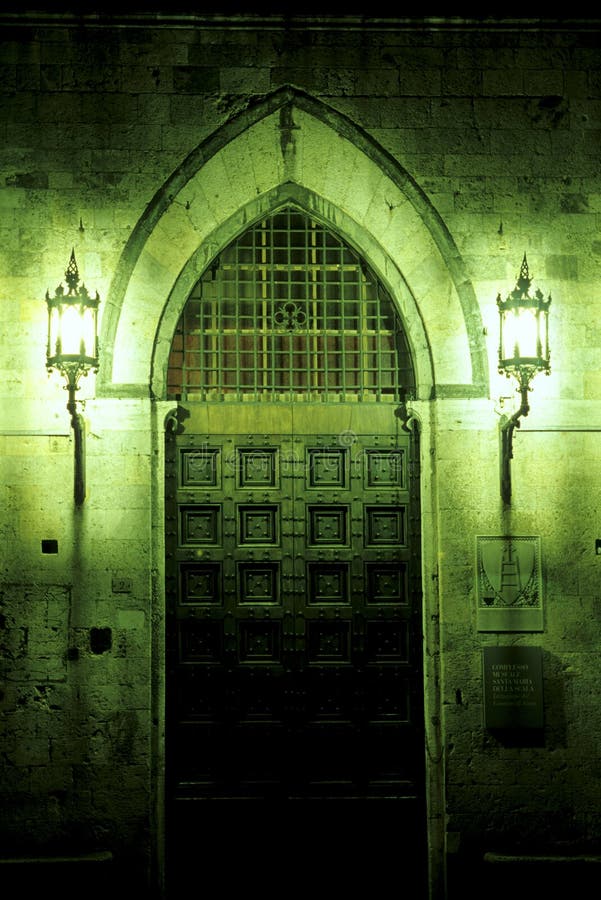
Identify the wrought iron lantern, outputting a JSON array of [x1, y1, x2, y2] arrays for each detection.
[[46, 249, 100, 504], [497, 253, 551, 504]]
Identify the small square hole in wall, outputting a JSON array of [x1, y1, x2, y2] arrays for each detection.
[[90, 627, 112, 655], [41, 539, 58, 554]]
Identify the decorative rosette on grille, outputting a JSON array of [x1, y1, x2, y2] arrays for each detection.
[[272, 301, 307, 332]]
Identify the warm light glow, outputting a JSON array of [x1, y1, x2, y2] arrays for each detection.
[[501, 306, 545, 364], [45, 250, 100, 385], [497, 254, 551, 381], [55, 304, 96, 358], [60, 305, 84, 356]]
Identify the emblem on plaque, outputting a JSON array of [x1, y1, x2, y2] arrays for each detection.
[[476, 536, 543, 632]]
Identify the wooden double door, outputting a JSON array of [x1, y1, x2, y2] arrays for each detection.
[[165, 403, 424, 803]]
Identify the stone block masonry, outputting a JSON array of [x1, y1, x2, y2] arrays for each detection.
[[1, 13, 601, 899]]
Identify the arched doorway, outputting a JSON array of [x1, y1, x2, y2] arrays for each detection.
[[98, 85, 489, 899], [164, 204, 426, 890]]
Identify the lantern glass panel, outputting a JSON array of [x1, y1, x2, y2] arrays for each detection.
[[61, 305, 85, 356], [48, 301, 98, 364], [48, 306, 60, 359], [81, 306, 97, 360], [501, 306, 543, 363]]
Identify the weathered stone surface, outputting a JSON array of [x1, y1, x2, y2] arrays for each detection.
[[0, 13, 600, 898]]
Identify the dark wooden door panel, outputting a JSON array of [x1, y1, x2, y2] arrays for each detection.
[[166, 421, 422, 798]]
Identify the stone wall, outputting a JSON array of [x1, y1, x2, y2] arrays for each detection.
[[0, 400, 157, 890], [1, 13, 600, 897]]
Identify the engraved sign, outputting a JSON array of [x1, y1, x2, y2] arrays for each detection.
[[483, 646, 544, 729]]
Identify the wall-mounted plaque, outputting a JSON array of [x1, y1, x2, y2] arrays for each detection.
[[483, 645, 544, 730], [476, 535, 543, 632]]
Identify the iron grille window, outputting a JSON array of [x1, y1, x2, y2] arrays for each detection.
[[167, 206, 414, 401]]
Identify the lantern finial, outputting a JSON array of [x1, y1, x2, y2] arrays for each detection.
[[65, 248, 80, 294]]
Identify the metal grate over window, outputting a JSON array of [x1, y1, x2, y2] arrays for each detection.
[[167, 206, 415, 401]]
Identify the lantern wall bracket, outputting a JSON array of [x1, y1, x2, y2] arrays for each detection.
[[499, 375, 532, 507], [45, 250, 99, 507], [64, 372, 86, 506], [496, 254, 551, 507]]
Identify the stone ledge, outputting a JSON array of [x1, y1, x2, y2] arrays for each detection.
[[484, 852, 601, 865], [0, 850, 113, 865], [0, 852, 114, 899]]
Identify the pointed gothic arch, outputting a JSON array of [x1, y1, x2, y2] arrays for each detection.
[[97, 85, 488, 400], [150, 183, 427, 401]]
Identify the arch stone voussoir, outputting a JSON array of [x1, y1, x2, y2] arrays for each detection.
[[98, 85, 488, 401]]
